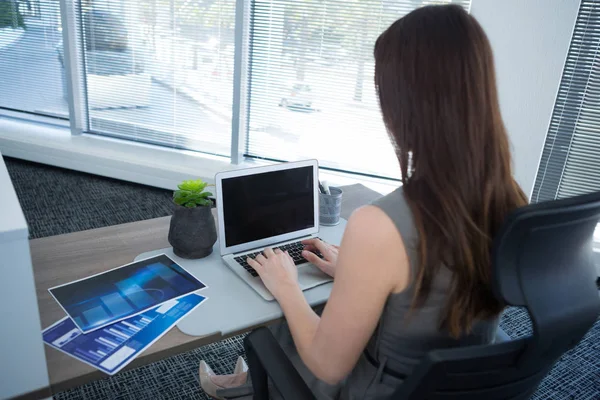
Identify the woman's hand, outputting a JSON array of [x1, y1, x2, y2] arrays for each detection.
[[301, 238, 339, 278], [247, 248, 299, 301]]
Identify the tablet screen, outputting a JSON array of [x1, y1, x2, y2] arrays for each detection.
[[49, 254, 206, 333]]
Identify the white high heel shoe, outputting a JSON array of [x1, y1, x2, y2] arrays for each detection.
[[199, 357, 249, 399]]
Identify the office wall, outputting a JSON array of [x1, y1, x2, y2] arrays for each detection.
[[0, 154, 49, 400], [0, 239, 50, 400], [470, 0, 579, 198]]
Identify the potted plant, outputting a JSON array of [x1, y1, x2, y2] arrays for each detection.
[[168, 179, 217, 259]]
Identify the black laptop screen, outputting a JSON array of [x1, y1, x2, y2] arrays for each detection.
[[221, 166, 315, 248]]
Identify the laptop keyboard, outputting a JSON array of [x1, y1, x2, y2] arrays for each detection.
[[233, 239, 323, 277]]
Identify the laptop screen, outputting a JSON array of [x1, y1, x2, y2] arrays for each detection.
[[221, 165, 315, 248]]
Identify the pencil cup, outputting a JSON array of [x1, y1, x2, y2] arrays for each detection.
[[319, 187, 343, 226]]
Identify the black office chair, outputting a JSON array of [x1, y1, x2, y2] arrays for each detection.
[[243, 191, 600, 400]]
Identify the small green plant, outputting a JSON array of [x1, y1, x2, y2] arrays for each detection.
[[173, 179, 213, 208]]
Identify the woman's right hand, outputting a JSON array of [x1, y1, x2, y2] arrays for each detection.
[[301, 238, 339, 278]]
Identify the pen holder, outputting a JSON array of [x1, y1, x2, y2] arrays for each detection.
[[319, 187, 343, 226]]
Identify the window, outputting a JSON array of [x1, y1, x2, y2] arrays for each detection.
[[531, 0, 600, 257], [81, 0, 235, 156], [247, 0, 470, 179], [1, 0, 475, 178], [0, 0, 67, 119]]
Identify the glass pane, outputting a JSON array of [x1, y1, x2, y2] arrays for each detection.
[[82, 0, 235, 157], [0, 0, 67, 118], [247, 0, 470, 179]]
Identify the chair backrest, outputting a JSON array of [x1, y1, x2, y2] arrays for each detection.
[[392, 191, 600, 400]]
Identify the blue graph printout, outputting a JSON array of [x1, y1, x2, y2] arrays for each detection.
[[49, 254, 207, 333], [43, 293, 207, 375]]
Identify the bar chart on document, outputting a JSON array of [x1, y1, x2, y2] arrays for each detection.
[[74, 313, 156, 370], [43, 293, 207, 375]]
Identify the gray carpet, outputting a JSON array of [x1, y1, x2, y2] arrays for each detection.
[[4, 156, 599, 400]]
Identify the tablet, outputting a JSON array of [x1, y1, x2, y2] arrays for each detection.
[[49, 254, 206, 333]]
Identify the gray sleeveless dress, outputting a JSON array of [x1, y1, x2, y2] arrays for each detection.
[[222, 187, 500, 400], [337, 187, 499, 398]]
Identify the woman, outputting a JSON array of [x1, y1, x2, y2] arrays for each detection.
[[200, 4, 527, 398]]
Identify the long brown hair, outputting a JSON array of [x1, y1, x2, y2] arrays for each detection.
[[374, 5, 528, 337]]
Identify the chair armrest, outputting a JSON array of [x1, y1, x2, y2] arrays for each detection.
[[495, 327, 512, 343], [244, 327, 316, 400]]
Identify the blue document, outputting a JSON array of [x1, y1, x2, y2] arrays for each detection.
[[43, 293, 207, 375], [49, 254, 207, 333]]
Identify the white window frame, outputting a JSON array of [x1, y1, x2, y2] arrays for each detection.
[[0, 0, 405, 195], [59, 0, 87, 136]]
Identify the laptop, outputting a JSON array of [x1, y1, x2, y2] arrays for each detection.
[[215, 159, 333, 301]]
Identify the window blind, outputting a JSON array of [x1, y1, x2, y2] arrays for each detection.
[[531, 0, 600, 253], [0, 0, 67, 119], [80, 0, 235, 157], [532, 0, 600, 203], [246, 0, 471, 179]]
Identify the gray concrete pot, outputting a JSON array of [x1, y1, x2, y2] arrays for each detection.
[[168, 204, 217, 259]]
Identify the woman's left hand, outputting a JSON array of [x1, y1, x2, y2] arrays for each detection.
[[247, 248, 299, 301]]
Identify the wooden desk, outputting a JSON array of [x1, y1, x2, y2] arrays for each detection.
[[30, 184, 383, 394]]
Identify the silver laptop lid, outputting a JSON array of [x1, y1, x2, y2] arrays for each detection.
[[215, 160, 319, 256]]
